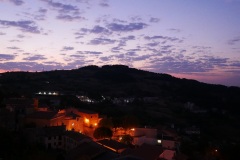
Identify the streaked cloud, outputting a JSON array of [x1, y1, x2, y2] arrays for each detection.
[[7, 46, 20, 50], [62, 46, 74, 51], [107, 22, 148, 32], [89, 37, 116, 45], [99, 0, 109, 7], [0, 54, 16, 61], [23, 54, 47, 61], [0, 20, 42, 34], [149, 17, 160, 23], [228, 36, 240, 45], [9, 0, 24, 6], [0, 32, 6, 35]]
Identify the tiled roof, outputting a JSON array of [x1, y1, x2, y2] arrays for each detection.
[[125, 143, 163, 160], [66, 141, 118, 160], [78, 109, 98, 114], [65, 112, 80, 119], [64, 131, 91, 141], [113, 155, 143, 160], [42, 125, 66, 136], [25, 111, 64, 119], [5, 98, 34, 108], [97, 139, 128, 150]]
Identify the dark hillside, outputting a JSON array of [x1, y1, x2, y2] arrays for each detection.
[[0, 65, 239, 112]]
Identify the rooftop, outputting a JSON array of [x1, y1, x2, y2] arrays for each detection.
[[123, 143, 163, 160], [64, 131, 91, 141], [25, 111, 64, 120], [97, 139, 128, 151], [78, 109, 98, 114]]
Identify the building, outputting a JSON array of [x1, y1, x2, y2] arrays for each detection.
[[24, 111, 65, 127], [123, 143, 163, 160], [130, 127, 158, 146], [66, 141, 118, 160], [64, 131, 92, 151], [24, 108, 100, 133], [78, 109, 99, 128], [161, 136, 178, 150], [5, 98, 38, 114], [97, 139, 129, 153], [159, 149, 176, 160], [40, 125, 66, 149]]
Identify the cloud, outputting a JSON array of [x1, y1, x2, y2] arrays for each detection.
[[90, 25, 111, 34], [161, 45, 173, 50], [113, 18, 127, 23], [99, 56, 110, 61], [69, 54, 85, 58], [56, 14, 85, 21], [145, 35, 181, 42], [149, 17, 160, 23], [229, 61, 240, 67], [7, 46, 20, 50], [126, 51, 137, 56], [107, 22, 148, 32], [39, 8, 48, 14], [89, 38, 116, 45], [144, 53, 233, 74], [0, 61, 64, 71], [9, 39, 21, 42], [168, 28, 181, 33], [0, 32, 6, 35], [111, 35, 136, 49], [45, 1, 79, 12], [148, 58, 212, 73], [62, 46, 74, 51], [0, 54, 16, 61], [17, 34, 25, 38], [9, 0, 24, 6], [99, 0, 109, 7], [75, 25, 111, 38], [144, 35, 183, 44], [0, 20, 42, 34], [228, 36, 240, 45], [120, 35, 135, 41], [76, 22, 146, 38], [41, 0, 84, 22], [200, 56, 229, 67], [66, 59, 87, 69], [130, 16, 143, 22], [132, 54, 152, 61], [80, 25, 111, 35], [147, 42, 159, 47], [23, 54, 47, 61], [77, 51, 102, 55], [34, 8, 48, 20], [85, 51, 102, 55], [111, 46, 123, 53]]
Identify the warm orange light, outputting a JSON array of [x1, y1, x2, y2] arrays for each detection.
[[131, 128, 135, 131], [94, 123, 97, 126], [85, 118, 89, 123], [72, 123, 74, 126]]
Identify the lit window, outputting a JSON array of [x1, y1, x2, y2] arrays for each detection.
[[85, 118, 89, 123], [157, 140, 161, 143]]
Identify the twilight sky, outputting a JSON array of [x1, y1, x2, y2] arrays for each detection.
[[0, 0, 240, 86]]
